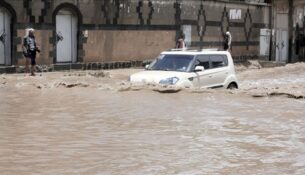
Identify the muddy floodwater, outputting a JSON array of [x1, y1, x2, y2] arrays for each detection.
[[1, 62, 305, 175]]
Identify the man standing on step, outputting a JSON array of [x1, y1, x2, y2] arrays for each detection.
[[23, 28, 40, 76]]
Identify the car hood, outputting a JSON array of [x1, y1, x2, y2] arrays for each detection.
[[130, 70, 191, 84]]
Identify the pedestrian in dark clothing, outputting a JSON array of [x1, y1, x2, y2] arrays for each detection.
[[224, 31, 232, 51], [176, 33, 186, 49], [23, 28, 40, 76]]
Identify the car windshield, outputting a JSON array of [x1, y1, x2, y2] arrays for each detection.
[[148, 54, 195, 72]]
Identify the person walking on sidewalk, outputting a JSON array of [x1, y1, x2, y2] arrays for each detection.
[[23, 28, 40, 76]]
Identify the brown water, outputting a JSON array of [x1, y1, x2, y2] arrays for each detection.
[[1, 64, 305, 175]]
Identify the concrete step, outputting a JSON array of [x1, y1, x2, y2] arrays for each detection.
[[0, 66, 16, 74]]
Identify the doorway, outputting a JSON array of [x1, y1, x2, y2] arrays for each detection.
[[56, 10, 77, 63], [0, 7, 11, 65]]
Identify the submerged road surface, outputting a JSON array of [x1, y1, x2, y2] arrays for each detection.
[[0, 63, 305, 175]]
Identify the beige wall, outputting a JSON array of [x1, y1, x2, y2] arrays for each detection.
[[274, 0, 289, 13], [17, 30, 53, 65], [83, 30, 176, 63], [231, 46, 259, 57]]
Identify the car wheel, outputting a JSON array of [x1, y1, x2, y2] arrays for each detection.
[[227, 82, 238, 89]]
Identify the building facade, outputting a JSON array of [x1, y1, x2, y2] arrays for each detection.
[[0, 0, 272, 68], [271, 0, 305, 63]]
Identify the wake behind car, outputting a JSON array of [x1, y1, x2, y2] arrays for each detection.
[[129, 49, 239, 89]]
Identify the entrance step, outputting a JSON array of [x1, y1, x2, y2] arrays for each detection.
[[0, 66, 16, 74], [53, 63, 84, 71]]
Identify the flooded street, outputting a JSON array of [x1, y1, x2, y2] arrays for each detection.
[[1, 63, 305, 174]]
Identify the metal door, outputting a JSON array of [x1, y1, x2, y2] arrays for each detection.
[[191, 70, 211, 88], [209, 55, 228, 87], [192, 55, 211, 88], [276, 30, 288, 62], [0, 8, 11, 65], [259, 29, 271, 56], [275, 13, 288, 63], [56, 11, 77, 63]]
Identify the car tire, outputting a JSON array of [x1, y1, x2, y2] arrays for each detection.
[[227, 82, 238, 89]]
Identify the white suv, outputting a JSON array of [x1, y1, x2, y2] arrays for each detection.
[[130, 50, 239, 89]]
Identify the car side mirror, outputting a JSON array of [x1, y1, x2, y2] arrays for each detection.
[[145, 64, 150, 70], [194, 66, 204, 72]]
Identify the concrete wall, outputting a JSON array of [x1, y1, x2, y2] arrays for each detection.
[[17, 29, 53, 65], [0, 0, 271, 66], [83, 30, 176, 62]]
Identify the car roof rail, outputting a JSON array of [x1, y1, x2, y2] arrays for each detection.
[[201, 48, 220, 51], [167, 48, 223, 52], [168, 48, 200, 52], [168, 48, 185, 51]]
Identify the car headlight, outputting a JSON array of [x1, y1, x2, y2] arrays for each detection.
[[159, 77, 179, 85]]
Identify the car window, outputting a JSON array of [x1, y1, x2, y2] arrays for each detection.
[[195, 55, 210, 69], [149, 54, 195, 72], [210, 55, 228, 68]]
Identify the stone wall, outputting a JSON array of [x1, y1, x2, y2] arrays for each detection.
[[0, 0, 270, 66]]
